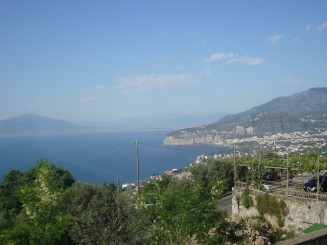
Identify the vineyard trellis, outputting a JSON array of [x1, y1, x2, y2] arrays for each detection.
[[233, 149, 327, 200]]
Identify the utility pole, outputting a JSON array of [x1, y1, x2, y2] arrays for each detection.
[[316, 155, 320, 200], [116, 177, 120, 193], [233, 145, 237, 185], [286, 148, 289, 196], [136, 140, 140, 194]]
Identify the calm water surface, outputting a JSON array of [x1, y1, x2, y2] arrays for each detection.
[[0, 131, 230, 184]]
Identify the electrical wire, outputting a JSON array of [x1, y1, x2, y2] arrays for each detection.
[[64, 143, 133, 168], [0, 142, 134, 186]]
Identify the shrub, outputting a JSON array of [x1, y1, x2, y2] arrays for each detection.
[[241, 187, 253, 209], [256, 193, 288, 227]]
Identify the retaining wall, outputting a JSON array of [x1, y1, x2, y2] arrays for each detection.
[[232, 187, 327, 233]]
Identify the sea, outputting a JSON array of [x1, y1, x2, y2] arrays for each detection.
[[0, 131, 230, 185]]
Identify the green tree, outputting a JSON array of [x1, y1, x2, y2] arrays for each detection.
[[1, 160, 75, 245], [69, 182, 138, 244], [190, 159, 234, 198], [0, 170, 24, 229], [139, 177, 244, 244]]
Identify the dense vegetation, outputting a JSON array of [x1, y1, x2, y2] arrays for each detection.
[[236, 150, 327, 171], [0, 159, 245, 245], [0, 151, 325, 244], [236, 150, 327, 187]]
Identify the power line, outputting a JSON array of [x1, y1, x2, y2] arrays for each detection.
[[0, 142, 134, 186], [0, 140, 242, 187], [136, 140, 140, 194], [64, 143, 133, 169]]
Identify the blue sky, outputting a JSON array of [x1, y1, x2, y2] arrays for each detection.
[[0, 0, 326, 123]]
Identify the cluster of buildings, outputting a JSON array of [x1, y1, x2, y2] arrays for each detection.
[[123, 130, 327, 191], [226, 130, 327, 156]]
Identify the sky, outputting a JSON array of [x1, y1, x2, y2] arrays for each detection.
[[0, 0, 327, 124]]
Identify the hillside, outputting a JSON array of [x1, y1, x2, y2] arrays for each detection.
[[0, 114, 89, 137], [164, 87, 327, 145]]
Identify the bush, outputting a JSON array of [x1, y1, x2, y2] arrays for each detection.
[[241, 187, 253, 209], [256, 193, 288, 227]]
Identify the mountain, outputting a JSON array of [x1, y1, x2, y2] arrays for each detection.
[[164, 88, 327, 145], [0, 114, 90, 137]]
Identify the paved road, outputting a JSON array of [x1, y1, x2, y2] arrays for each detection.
[[218, 194, 232, 215]]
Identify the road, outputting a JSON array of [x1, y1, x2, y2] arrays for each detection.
[[218, 194, 232, 215]]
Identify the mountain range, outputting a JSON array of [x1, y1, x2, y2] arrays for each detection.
[[2, 88, 327, 139], [0, 113, 227, 137], [164, 87, 327, 145], [0, 114, 89, 137]]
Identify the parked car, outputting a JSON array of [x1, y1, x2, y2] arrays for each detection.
[[303, 173, 327, 192]]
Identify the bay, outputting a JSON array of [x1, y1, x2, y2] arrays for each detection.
[[0, 131, 230, 184]]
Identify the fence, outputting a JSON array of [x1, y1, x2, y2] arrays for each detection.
[[234, 181, 327, 202]]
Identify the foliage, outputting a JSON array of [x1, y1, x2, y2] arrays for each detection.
[[235, 151, 327, 185], [0, 161, 140, 244], [69, 182, 138, 244], [138, 176, 244, 244], [0, 160, 75, 245], [0, 170, 24, 231], [241, 187, 253, 209], [284, 231, 295, 240], [190, 158, 234, 197], [5, 151, 326, 244], [256, 193, 288, 227], [250, 215, 266, 231]]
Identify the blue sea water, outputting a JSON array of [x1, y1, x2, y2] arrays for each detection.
[[0, 131, 230, 184]]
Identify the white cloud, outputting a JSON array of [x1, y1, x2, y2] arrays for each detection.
[[290, 37, 299, 42], [281, 77, 304, 84], [305, 21, 327, 32], [95, 84, 106, 90], [204, 52, 264, 65], [205, 53, 235, 62], [317, 21, 327, 32], [201, 68, 213, 78], [267, 34, 284, 44], [114, 73, 198, 92], [305, 25, 312, 31]]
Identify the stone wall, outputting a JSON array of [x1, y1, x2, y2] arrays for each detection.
[[232, 187, 327, 233]]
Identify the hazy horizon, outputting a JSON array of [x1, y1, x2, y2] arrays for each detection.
[[0, 112, 227, 131], [1, 1, 326, 123]]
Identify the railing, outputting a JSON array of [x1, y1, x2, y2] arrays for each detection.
[[234, 181, 327, 201], [287, 189, 327, 201]]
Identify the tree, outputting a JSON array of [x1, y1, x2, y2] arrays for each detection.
[[190, 159, 234, 198], [1, 160, 75, 245], [0, 169, 25, 245], [138, 176, 244, 244], [69, 182, 138, 244]]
